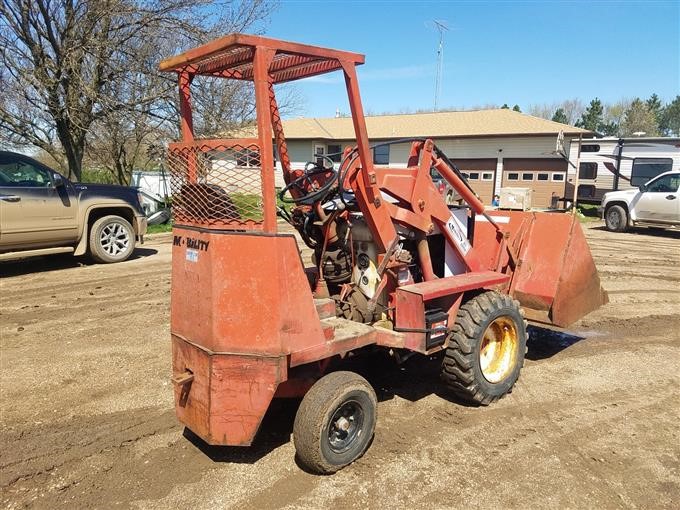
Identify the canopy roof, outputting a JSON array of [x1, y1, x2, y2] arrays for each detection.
[[159, 33, 364, 83]]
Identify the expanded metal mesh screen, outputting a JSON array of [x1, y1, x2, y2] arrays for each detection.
[[167, 141, 264, 229]]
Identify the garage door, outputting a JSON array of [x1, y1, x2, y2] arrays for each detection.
[[454, 159, 496, 204], [502, 159, 567, 208]]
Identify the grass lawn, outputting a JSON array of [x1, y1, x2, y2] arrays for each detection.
[[576, 203, 601, 223]]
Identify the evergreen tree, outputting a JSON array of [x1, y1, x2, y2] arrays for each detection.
[[660, 96, 680, 136], [575, 98, 604, 131], [512, 104, 521, 112], [551, 108, 568, 124], [646, 93, 663, 126], [599, 122, 619, 136], [501, 104, 510, 109]]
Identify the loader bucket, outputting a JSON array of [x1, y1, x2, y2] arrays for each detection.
[[476, 211, 608, 328]]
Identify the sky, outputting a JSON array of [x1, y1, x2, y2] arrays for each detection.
[[262, 0, 680, 118]]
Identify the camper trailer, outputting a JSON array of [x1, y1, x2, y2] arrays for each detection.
[[566, 138, 680, 204]]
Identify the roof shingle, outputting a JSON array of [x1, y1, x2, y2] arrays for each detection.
[[278, 109, 590, 140]]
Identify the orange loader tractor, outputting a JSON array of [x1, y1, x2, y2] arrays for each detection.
[[160, 34, 607, 474]]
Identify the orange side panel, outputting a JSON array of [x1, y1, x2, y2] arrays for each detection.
[[172, 335, 211, 439], [172, 336, 285, 446], [171, 228, 325, 355]]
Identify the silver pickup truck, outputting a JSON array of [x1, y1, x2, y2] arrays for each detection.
[[601, 171, 680, 232], [0, 151, 147, 263]]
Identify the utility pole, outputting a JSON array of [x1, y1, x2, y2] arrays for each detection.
[[432, 20, 449, 111]]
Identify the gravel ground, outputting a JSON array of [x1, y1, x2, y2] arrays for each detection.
[[1, 222, 679, 509]]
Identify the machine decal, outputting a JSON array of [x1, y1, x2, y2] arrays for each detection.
[[186, 249, 199, 262], [446, 213, 471, 255], [187, 238, 210, 251], [173, 235, 210, 252]]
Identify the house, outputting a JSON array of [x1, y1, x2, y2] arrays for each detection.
[[272, 109, 592, 208]]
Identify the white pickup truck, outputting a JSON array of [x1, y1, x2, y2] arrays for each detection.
[[601, 171, 680, 232]]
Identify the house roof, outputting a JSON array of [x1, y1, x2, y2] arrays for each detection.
[[224, 109, 592, 141]]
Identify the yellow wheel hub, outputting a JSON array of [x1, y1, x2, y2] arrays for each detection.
[[479, 317, 519, 383]]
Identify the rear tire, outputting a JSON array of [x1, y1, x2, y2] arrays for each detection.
[[89, 215, 135, 263], [294, 371, 377, 474], [605, 205, 628, 232], [441, 291, 527, 405]]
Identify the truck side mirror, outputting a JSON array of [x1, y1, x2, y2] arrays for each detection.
[[53, 173, 65, 188], [638, 184, 647, 192]]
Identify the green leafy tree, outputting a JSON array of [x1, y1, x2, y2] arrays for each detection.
[[551, 108, 568, 124], [575, 98, 604, 131], [659, 96, 680, 136], [621, 98, 660, 136], [512, 104, 521, 112], [501, 104, 509, 109]]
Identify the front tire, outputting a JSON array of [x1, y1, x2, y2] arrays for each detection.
[[441, 291, 527, 405], [605, 205, 628, 232], [293, 371, 377, 474], [89, 215, 135, 263]]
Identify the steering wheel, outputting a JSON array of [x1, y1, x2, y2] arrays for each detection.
[[279, 162, 338, 205]]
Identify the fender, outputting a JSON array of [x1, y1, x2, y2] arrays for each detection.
[[74, 204, 138, 256]]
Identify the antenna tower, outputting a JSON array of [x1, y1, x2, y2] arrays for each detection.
[[432, 20, 449, 111]]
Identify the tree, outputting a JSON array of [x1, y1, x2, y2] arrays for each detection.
[[501, 104, 509, 109], [512, 104, 521, 112], [551, 108, 568, 124], [85, 1, 278, 185], [529, 99, 584, 125], [621, 98, 659, 136], [646, 93, 662, 126], [576, 98, 604, 132], [659, 95, 680, 136], [0, 0, 275, 181]]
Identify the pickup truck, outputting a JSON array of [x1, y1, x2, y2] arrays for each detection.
[[601, 171, 680, 232], [0, 151, 147, 263]]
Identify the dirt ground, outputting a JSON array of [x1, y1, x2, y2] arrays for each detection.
[[1, 221, 679, 509]]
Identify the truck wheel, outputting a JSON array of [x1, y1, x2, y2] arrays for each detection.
[[293, 371, 377, 474], [89, 215, 135, 263], [441, 291, 527, 405], [605, 205, 628, 232]]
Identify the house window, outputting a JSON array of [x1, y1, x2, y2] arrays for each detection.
[[522, 173, 533, 181], [631, 158, 673, 186], [482, 172, 493, 180], [327, 144, 342, 163], [314, 145, 325, 166], [373, 144, 390, 165], [537, 173, 549, 181], [507, 172, 519, 181], [579, 162, 598, 180], [581, 144, 600, 153], [552, 173, 565, 182], [468, 172, 479, 180], [236, 149, 260, 167], [461, 172, 470, 179]]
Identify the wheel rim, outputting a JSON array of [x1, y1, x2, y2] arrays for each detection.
[[608, 210, 620, 229], [328, 399, 364, 454], [100, 222, 130, 257], [479, 316, 519, 383]]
